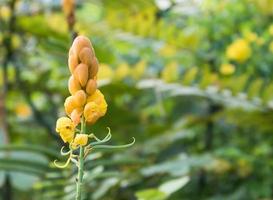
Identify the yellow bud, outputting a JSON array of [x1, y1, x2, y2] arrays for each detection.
[[68, 51, 79, 73], [72, 36, 92, 55], [79, 47, 94, 66], [84, 102, 100, 124], [226, 39, 251, 63], [72, 134, 88, 148], [85, 79, 97, 95], [73, 90, 86, 107], [56, 117, 75, 143], [220, 63, 235, 75], [89, 58, 99, 78], [74, 63, 89, 87], [64, 96, 77, 115], [86, 89, 107, 118], [70, 108, 83, 126], [68, 75, 81, 95]]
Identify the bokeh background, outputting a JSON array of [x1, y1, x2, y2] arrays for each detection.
[[0, 0, 273, 199]]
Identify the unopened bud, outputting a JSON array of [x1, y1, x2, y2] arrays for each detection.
[[73, 90, 86, 107], [89, 58, 99, 78], [74, 63, 89, 87], [68, 75, 81, 95], [79, 47, 94, 66], [85, 79, 97, 95]]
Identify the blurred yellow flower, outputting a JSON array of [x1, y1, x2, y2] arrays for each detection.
[[72, 134, 88, 149], [98, 64, 114, 80], [0, 6, 11, 21], [15, 103, 32, 118], [244, 31, 258, 42], [161, 61, 179, 82], [220, 63, 235, 75], [115, 63, 130, 80], [226, 39, 251, 62], [56, 117, 75, 143], [131, 60, 147, 80], [159, 44, 177, 57], [269, 41, 273, 53]]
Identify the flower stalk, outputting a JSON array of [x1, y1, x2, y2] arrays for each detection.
[[54, 36, 135, 200]]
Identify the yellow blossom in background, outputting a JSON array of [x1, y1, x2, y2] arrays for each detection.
[[56, 117, 75, 143], [131, 60, 147, 80], [15, 103, 32, 118], [161, 61, 179, 82], [269, 24, 273, 35], [237, 159, 252, 178], [0, 6, 11, 21], [269, 41, 273, 53], [115, 63, 130, 80], [244, 31, 258, 42], [226, 39, 251, 63], [220, 63, 235, 75], [11, 34, 21, 49], [159, 44, 177, 57], [97, 64, 114, 80], [209, 159, 232, 175], [72, 134, 88, 149], [47, 14, 68, 34]]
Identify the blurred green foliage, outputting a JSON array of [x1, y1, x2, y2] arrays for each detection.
[[0, 0, 272, 200]]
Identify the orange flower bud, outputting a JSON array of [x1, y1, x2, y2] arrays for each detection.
[[62, 0, 75, 16], [74, 63, 89, 87], [70, 108, 83, 126], [68, 51, 78, 73], [79, 47, 94, 66], [64, 96, 77, 115], [84, 102, 100, 124], [68, 75, 81, 95], [72, 36, 92, 55], [85, 79, 97, 95], [73, 90, 86, 107], [89, 57, 99, 78]]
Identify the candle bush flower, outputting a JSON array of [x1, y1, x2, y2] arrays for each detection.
[[54, 35, 135, 200]]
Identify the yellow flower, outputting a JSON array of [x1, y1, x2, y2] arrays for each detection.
[[161, 61, 179, 82], [98, 64, 114, 80], [56, 117, 75, 143], [269, 41, 273, 53], [72, 134, 88, 149], [15, 103, 32, 118], [226, 39, 251, 63], [115, 63, 130, 80], [220, 63, 235, 75], [84, 89, 107, 124], [131, 60, 147, 80]]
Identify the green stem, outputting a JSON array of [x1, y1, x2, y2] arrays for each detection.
[[76, 119, 86, 200]]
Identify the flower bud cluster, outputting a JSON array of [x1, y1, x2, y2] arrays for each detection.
[[64, 36, 107, 126]]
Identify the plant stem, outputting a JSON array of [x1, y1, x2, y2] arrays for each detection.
[[76, 120, 86, 200]]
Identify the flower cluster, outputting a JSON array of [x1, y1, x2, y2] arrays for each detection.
[[65, 35, 107, 126], [56, 35, 107, 148], [226, 39, 252, 63]]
